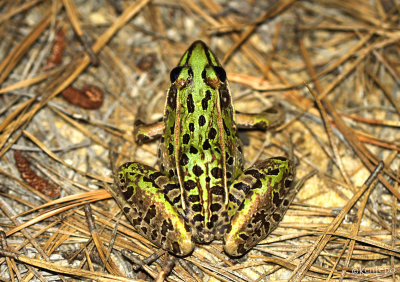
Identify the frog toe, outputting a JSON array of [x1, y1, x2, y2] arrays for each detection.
[[223, 233, 250, 257], [169, 237, 195, 256]]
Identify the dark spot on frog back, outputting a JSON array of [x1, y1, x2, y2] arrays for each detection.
[[210, 203, 222, 212], [183, 133, 190, 144], [274, 156, 288, 162], [190, 146, 198, 154], [202, 90, 212, 110], [180, 153, 189, 166], [192, 165, 204, 177], [193, 214, 205, 222], [203, 139, 211, 150], [211, 167, 223, 179], [191, 203, 202, 212], [167, 85, 177, 109], [187, 94, 195, 113], [170, 66, 182, 83], [123, 207, 131, 214], [219, 84, 231, 109], [223, 120, 230, 136], [253, 179, 262, 189], [168, 143, 174, 155], [188, 194, 200, 202], [189, 123, 195, 132], [184, 180, 196, 190], [198, 115, 206, 126], [208, 128, 217, 139], [211, 185, 224, 195]]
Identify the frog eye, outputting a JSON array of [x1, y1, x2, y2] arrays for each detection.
[[170, 66, 182, 82], [213, 66, 226, 82]]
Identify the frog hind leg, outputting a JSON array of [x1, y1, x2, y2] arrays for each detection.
[[110, 162, 194, 256], [223, 157, 295, 257]]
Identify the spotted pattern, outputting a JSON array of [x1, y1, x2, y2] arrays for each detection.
[[187, 94, 195, 113], [223, 120, 230, 136], [183, 134, 190, 144], [111, 162, 194, 256], [203, 140, 211, 150], [219, 84, 231, 109], [111, 41, 295, 258], [189, 123, 195, 132], [184, 180, 196, 190], [211, 167, 223, 179], [192, 165, 204, 177], [208, 128, 217, 139], [190, 146, 198, 154], [180, 154, 189, 166], [202, 90, 212, 110], [198, 115, 206, 126], [167, 85, 177, 109], [168, 143, 174, 155], [224, 157, 295, 256]]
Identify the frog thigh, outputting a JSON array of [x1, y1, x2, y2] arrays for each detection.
[[111, 162, 194, 256], [224, 157, 295, 257]]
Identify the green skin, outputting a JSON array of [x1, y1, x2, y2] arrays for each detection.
[[110, 41, 295, 257]]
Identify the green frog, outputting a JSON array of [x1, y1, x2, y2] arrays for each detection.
[[109, 41, 295, 257]]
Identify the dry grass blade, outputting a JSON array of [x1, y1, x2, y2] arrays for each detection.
[[3, 250, 141, 281], [365, 69, 400, 115], [23, 130, 112, 182], [342, 113, 400, 127], [0, 0, 150, 158], [222, 0, 297, 64], [0, 69, 61, 94], [62, 0, 83, 36], [0, 3, 57, 84], [0, 1, 44, 24], [6, 190, 111, 236], [289, 162, 384, 281]]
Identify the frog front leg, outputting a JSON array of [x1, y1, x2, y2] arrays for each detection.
[[224, 157, 295, 257], [236, 104, 285, 130], [110, 162, 194, 256], [133, 120, 164, 144]]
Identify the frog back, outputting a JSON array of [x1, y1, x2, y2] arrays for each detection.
[[160, 41, 243, 242]]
